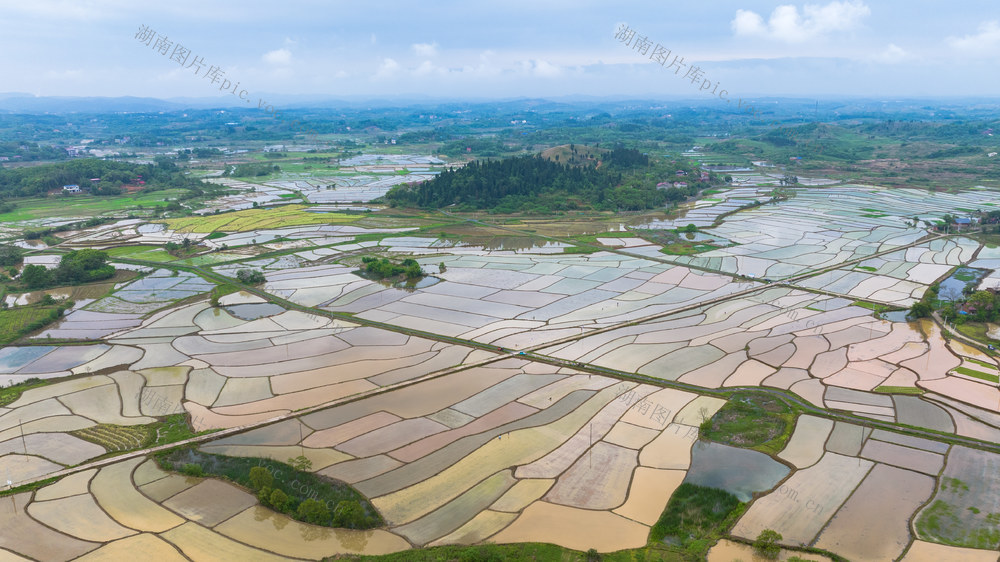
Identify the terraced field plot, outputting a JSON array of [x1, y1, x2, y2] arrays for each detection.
[[664, 186, 999, 287], [3, 180, 1000, 560]]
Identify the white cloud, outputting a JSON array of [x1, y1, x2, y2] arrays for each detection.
[[412, 42, 438, 57], [948, 21, 1000, 54], [732, 1, 870, 43], [873, 43, 908, 63], [732, 10, 767, 36], [373, 57, 400, 79], [262, 48, 292, 65], [413, 60, 445, 76], [517, 59, 562, 77]]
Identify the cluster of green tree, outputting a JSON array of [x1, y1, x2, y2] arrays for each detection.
[[161, 450, 381, 530], [925, 146, 982, 158], [0, 245, 22, 266], [604, 146, 649, 168], [396, 130, 453, 143], [383, 149, 682, 212], [20, 249, 115, 289], [0, 158, 205, 198], [859, 119, 1000, 147], [0, 141, 68, 162], [164, 238, 197, 256], [224, 163, 279, 177], [247, 465, 373, 528], [175, 147, 223, 159], [235, 269, 266, 284], [439, 138, 522, 157], [361, 256, 422, 279], [5, 98, 996, 156], [940, 289, 1000, 323]]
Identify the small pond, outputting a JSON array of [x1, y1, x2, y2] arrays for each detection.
[[682, 441, 790, 502], [224, 303, 286, 320], [938, 267, 988, 302]]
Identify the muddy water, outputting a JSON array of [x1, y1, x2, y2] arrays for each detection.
[[223, 303, 285, 320]]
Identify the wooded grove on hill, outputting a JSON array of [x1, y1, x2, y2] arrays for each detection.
[[382, 148, 705, 212]]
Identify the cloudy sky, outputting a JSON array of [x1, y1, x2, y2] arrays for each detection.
[[1, 0, 998, 102]]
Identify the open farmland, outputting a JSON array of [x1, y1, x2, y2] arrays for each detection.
[[1, 168, 1000, 561]]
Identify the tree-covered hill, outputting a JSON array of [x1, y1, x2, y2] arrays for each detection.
[[383, 147, 706, 213]]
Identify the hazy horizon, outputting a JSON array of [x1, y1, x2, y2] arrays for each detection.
[[1, 0, 998, 104]]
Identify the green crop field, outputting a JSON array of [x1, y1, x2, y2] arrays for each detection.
[[161, 204, 362, 233], [0, 189, 193, 221], [105, 245, 178, 262], [0, 306, 62, 344]]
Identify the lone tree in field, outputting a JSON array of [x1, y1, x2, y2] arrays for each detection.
[[236, 268, 266, 285], [753, 529, 782, 559]]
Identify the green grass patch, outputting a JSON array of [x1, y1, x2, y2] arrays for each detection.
[[953, 270, 978, 282], [964, 357, 998, 370], [175, 253, 235, 266], [0, 377, 48, 407], [952, 366, 999, 383], [804, 306, 824, 312], [873, 386, 926, 395], [851, 300, 891, 313], [104, 245, 178, 263], [149, 413, 204, 446], [103, 245, 160, 257], [700, 393, 796, 454], [0, 477, 58, 499], [660, 243, 716, 256], [954, 322, 1000, 345], [563, 246, 599, 254], [649, 483, 745, 559], [917, 499, 1000, 550], [209, 283, 241, 306], [0, 189, 193, 221], [158, 449, 382, 530], [854, 266, 878, 272], [205, 231, 229, 240]]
